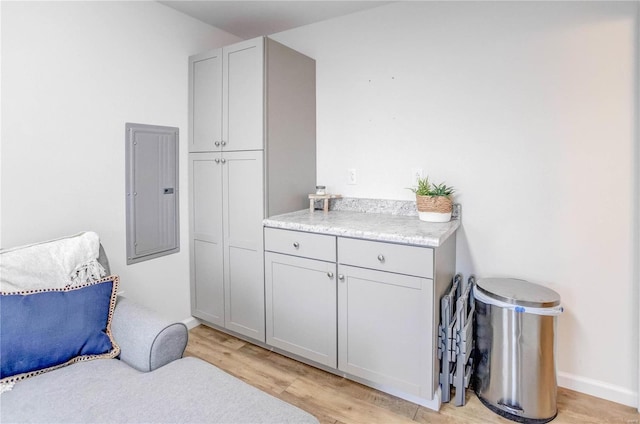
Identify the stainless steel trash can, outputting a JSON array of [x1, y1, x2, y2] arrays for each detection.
[[473, 278, 563, 424]]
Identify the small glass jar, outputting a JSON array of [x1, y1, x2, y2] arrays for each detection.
[[315, 185, 326, 195]]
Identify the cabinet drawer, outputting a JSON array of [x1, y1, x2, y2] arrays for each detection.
[[338, 238, 433, 278], [264, 228, 336, 262]]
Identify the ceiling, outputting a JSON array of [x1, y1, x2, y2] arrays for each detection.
[[159, 1, 392, 39]]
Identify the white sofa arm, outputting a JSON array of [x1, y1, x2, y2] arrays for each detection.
[[111, 297, 188, 372]]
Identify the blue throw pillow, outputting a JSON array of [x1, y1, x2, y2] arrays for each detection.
[[0, 276, 120, 383]]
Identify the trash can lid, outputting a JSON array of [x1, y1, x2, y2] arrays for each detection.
[[476, 278, 561, 308]]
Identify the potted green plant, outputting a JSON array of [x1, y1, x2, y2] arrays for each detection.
[[409, 177, 455, 222]]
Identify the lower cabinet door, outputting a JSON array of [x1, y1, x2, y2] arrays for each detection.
[[265, 252, 337, 368], [223, 150, 265, 342], [189, 153, 224, 326], [338, 265, 434, 399]]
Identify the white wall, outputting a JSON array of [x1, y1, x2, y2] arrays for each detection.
[[271, 1, 639, 406], [0, 1, 240, 321]]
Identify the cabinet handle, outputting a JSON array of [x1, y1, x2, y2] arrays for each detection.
[[221, 141, 227, 146], [220, 158, 226, 164], [214, 158, 220, 164], [377, 254, 385, 263], [327, 272, 334, 279], [214, 141, 220, 147], [338, 274, 345, 282], [293, 242, 300, 249]]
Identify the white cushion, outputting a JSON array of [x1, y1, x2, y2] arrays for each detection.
[[0, 231, 105, 293]]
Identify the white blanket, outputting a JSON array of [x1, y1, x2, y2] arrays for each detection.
[[0, 231, 106, 293]]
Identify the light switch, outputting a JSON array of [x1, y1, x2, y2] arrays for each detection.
[[348, 168, 357, 185]]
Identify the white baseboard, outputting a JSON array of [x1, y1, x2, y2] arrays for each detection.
[[181, 316, 201, 330], [558, 371, 637, 408]]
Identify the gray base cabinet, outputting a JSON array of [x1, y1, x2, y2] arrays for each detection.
[[265, 252, 337, 367], [190, 151, 265, 340], [264, 228, 337, 367], [263, 227, 456, 410], [338, 267, 434, 400], [189, 37, 316, 343]]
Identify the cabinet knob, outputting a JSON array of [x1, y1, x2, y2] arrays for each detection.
[[221, 140, 227, 146], [338, 274, 345, 282], [214, 141, 220, 147], [327, 272, 334, 279], [293, 242, 300, 249], [377, 254, 385, 263], [220, 158, 226, 164], [214, 158, 220, 164]]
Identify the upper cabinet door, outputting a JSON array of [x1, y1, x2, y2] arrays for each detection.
[[190, 50, 223, 152], [223, 37, 264, 151]]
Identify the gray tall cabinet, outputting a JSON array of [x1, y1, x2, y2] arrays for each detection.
[[188, 37, 316, 342]]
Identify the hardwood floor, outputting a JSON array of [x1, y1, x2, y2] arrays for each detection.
[[185, 325, 639, 424]]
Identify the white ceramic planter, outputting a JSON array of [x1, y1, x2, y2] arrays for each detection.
[[418, 211, 452, 223], [416, 194, 453, 222]]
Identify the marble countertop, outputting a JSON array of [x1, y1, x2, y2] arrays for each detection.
[[263, 209, 460, 248]]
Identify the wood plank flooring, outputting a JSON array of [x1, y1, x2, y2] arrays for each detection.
[[185, 325, 639, 424]]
